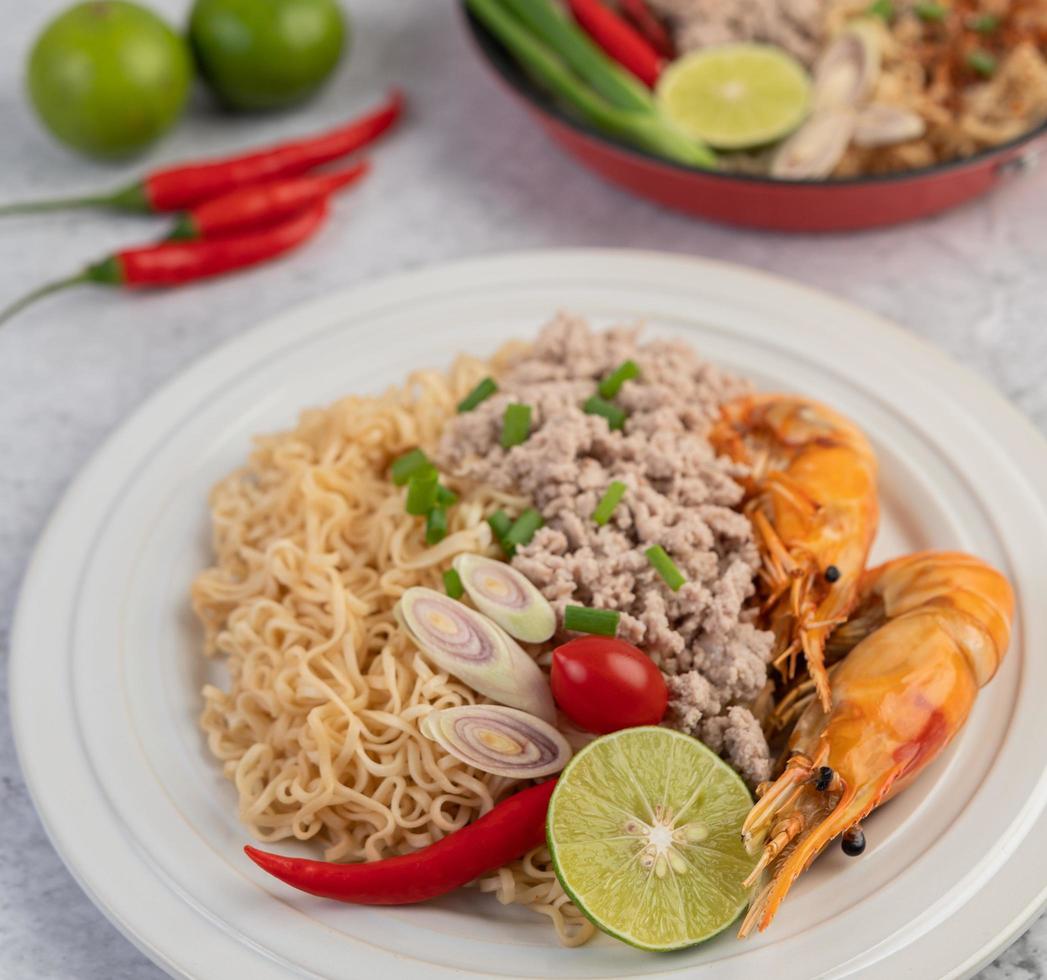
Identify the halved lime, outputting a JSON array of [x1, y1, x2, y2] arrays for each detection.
[[656, 43, 812, 150], [547, 727, 755, 951]]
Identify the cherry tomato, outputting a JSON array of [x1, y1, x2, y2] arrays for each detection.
[[551, 637, 667, 734]]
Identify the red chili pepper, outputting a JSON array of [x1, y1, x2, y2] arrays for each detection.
[[567, 0, 664, 87], [170, 161, 370, 240], [244, 779, 556, 905], [619, 0, 675, 60], [0, 204, 328, 325], [0, 90, 402, 217], [146, 91, 401, 211]]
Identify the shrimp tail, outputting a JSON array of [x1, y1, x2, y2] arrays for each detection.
[[738, 762, 904, 937]]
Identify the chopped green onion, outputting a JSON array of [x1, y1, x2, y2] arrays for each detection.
[[501, 403, 532, 449], [505, 508, 544, 548], [966, 49, 997, 76], [598, 359, 639, 399], [406, 468, 439, 516], [488, 510, 513, 540], [914, 1, 946, 21], [969, 13, 999, 33], [457, 377, 498, 413], [564, 605, 621, 637], [426, 506, 448, 545], [436, 484, 458, 506], [592, 481, 627, 526], [866, 0, 893, 20], [645, 545, 686, 592], [583, 395, 627, 431], [488, 510, 516, 556], [391, 448, 431, 486], [443, 568, 465, 599]]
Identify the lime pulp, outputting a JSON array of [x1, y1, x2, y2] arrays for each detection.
[[655, 43, 812, 150], [547, 727, 756, 951]]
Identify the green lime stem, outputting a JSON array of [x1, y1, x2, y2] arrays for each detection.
[[0, 272, 92, 327]]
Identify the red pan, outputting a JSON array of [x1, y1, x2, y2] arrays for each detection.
[[461, 5, 1047, 232]]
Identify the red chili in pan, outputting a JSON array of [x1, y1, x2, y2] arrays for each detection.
[[0, 203, 328, 325], [619, 0, 675, 60], [170, 160, 370, 240], [567, 0, 664, 87], [244, 779, 556, 905], [0, 90, 402, 217]]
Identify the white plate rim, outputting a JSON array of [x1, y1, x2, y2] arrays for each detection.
[[10, 247, 1047, 980]]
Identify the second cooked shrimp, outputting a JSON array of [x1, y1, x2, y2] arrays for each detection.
[[737, 551, 1014, 937], [710, 395, 879, 710]]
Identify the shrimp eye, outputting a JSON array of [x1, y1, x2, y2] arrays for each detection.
[[814, 766, 833, 791], [825, 565, 841, 583], [842, 826, 866, 856]]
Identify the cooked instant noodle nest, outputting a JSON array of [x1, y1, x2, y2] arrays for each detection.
[[192, 351, 595, 944]]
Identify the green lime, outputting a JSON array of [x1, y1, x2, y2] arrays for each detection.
[[655, 43, 812, 150], [189, 0, 347, 111], [26, 1, 192, 159], [547, 727, 755, 951]]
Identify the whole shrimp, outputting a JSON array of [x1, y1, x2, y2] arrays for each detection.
[[738, 551, 1014, 937], [710, 395, 879, 710]]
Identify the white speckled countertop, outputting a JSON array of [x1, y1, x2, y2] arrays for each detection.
[[1, 1, 1045, 977]]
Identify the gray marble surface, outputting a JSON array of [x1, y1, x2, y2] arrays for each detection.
[[1, 1, 1045, 977]]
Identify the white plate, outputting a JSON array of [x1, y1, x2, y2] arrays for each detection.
[[11, 249, 1047, 980]]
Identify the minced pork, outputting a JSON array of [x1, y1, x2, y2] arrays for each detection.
[[438, 314, 774, 785]]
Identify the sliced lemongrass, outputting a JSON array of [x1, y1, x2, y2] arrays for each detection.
[[421, 704, 571, 778], [397, 588, 555, 721], [592, 480, 627, 525], [443, 567, 465, 599], [457, 376, 498, 413], [453, 553, 556, 643], [504, 507, 544, 549], [564, 605, 620, 637], [391, 448, 431, 486], [598, 359, 639, 399]]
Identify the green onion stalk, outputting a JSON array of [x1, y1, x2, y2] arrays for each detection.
[[499, 0, 653, 111], [465, 0, 716, 170]]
